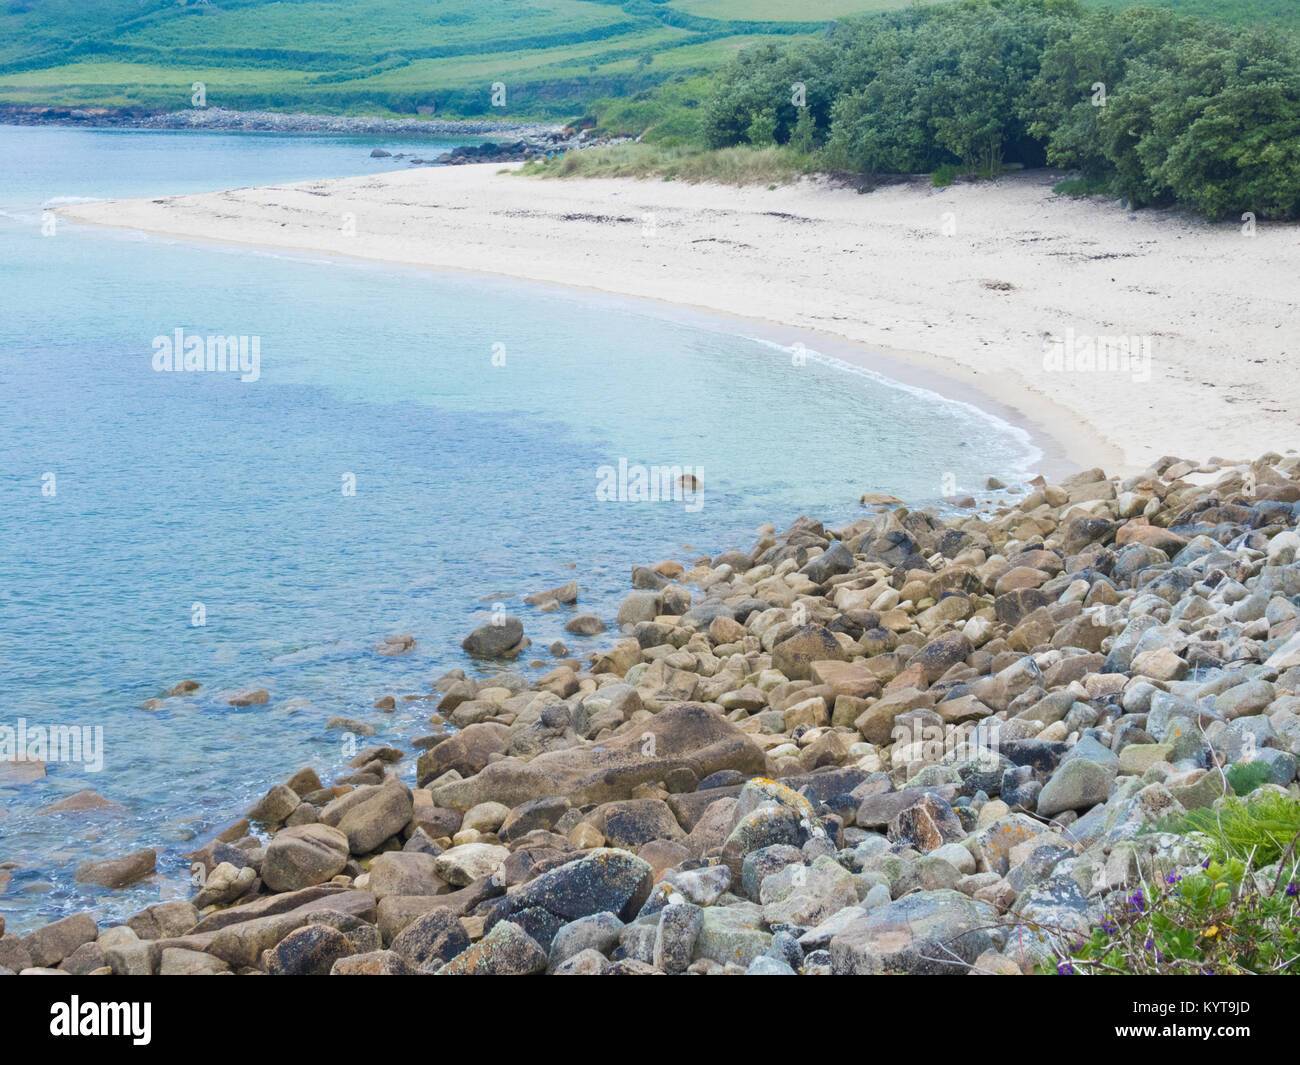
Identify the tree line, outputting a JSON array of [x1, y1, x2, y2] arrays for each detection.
[[700, 0, 1300, 218]]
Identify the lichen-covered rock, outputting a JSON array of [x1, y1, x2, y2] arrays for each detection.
[[830, 890, 998, 974], [436, 920, 547, 975], [507, 849, 653, 923]]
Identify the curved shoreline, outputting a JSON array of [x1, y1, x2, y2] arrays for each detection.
[[52, 161, 1300, 476], [52, 201, 1099, 484]]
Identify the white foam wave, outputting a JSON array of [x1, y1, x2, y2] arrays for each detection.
[[747, 336, 1043, 481]]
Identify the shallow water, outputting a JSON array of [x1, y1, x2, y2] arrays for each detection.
[[0, 124, 1038, 932]]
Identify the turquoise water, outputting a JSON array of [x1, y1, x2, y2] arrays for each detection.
[[0, 124, 1036, 932]]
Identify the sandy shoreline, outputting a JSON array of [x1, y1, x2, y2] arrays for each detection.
[[56, 164, 1300, 475]]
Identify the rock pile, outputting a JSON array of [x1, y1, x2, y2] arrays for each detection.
[[6, 453, 1300, 975]]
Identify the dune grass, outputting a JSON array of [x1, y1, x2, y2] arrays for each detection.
[[517, 140, 819, 185]]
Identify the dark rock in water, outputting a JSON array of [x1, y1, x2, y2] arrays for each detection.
[[565, 613, 606, 635], [507, 849, 653, 923], [461, 616, 524, 657], [74, 848, 156, 889], [370, 148, 392, 157]]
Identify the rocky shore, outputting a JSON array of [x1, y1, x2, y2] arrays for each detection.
[[4, 453, 1300, 976]]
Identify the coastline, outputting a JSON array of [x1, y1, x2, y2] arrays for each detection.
[[7, 450, 1299, 974], [0, 106, 564, 138], [15, 158, 1299, 971], [54, 163, 1300, 477]]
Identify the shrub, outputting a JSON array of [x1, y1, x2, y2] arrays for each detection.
[[1048, 852, 1300, 975]]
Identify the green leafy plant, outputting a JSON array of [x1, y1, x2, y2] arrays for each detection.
[[932, 162, 964, 187], [1048, 850, 1300, 975], [1226, 759, 1275, 797], [1154, 791, 1300, 866]]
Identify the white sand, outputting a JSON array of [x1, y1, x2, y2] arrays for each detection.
[[57, 164, 1300, 475]]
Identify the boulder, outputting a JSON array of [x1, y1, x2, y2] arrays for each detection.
[[22, 914, 98, 968], [74, 849, 155, 889], [330, 950, 416, 975], [320, 782, 413, 855], [430, 703, 765, 812], [507, 849, 653, 923], [461, 617, 524, 657], [262, 824, 350, 892], [263, 923, 355, 975], [436, 920, 547, 975], [773, 625, 847, 681], [830, 890, 998, 974], [390, 908, 470, 968]]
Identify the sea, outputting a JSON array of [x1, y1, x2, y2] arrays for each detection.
[[0, 123, 1038, 931]]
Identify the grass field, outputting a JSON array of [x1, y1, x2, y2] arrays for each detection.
[[0, 0, 1292, 120], [672, 0, 943, 18], [0, 0, 847, 117]]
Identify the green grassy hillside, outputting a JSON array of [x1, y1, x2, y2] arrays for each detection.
[[0, 0, 1291, 120], [0, 0, 855, 117]]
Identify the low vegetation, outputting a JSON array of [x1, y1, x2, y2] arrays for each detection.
[[517, 140, 817, 184], [1049, 792, 1300, 974]]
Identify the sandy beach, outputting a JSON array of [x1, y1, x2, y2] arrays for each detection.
[[57, 164, 1300, 475]]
